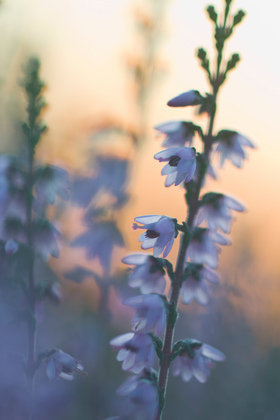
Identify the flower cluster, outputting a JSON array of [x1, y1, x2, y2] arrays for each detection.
[[110, 3, 253, 419]]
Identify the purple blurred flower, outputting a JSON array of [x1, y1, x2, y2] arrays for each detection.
[[46, 349, 84, 381], [215, 130, 255, 168], [33, 219, 60, 260], [196, 193, 246, 233], [71, 175, 99, 207], [180, 263, 219, 305], [186, 227, 230, 269], [123, 294, 166, 336], [34, 165, 69, 207], [133, 215, 177, 258], [6, 189, 26, 222], [154, 121, 194, 148], [167, 90, 204, 107], [117, 375, 158, 420], [110, 333, 154, 374], [122, 254, 166, 294], [154, 147, 196, 187], [173, 339, 225, 383], [71, 220, 124, 271], [95, 157, 129, 201]]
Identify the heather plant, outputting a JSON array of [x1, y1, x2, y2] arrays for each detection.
[[0, 57, 85, 419], [109, 1, 254, 419]]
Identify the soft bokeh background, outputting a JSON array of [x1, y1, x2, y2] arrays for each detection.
[[1, 0, 280, 419]]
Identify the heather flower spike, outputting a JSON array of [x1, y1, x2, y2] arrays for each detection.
[[167, 90, 204, 107], [154, 147, 197, 187], [111, 2, 253, 419], [133, 215, 177, 258]]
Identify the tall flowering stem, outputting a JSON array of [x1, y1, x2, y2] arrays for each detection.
[[21, 58, 47, 394], [156, 2, 245, 417], [110, 2, 252, 420]]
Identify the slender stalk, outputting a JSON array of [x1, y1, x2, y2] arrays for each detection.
[[156, 29, 228, 417], [156, 101, 217, 420], [25, 131, 36, 400], [155, 4, 236, 415]]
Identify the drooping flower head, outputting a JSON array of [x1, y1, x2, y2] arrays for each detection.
[[154, 121, 197, 148], [34, 165, 69, 209], [196, 192, 246, 233], [110, 333, 154, 374], [123, 294, 166, 336], [32, 219, 60, 261], [215, 129, 255, 168], [186, 227, 231, 269], [154, 147, 197, 187], [117, 374, 158, 420], [133, 215, 177, 258], [173, 339, 225, 383], [167, 90, 204, 107], [122, 253, 166, 294], [46, 349, 85, 381], [180, 263, 219, 306]]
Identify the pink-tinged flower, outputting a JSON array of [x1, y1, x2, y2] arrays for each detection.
[[173, 339, 225, 383], [133, 215, 177, 258], [186, 227, 231, 269], [122, 254, 166, 294], [123, 294, 166, 336], [215, 130, 255, 168], [117, 375, 158, 420], [180, 263, 219, 305], [110, 333, 154, 374], [154, 147, 196, 187], [167, 90, 204, 107], [154, 121, 194, 148], [46, 349, 84, 381], [196, 193, 246, 233]]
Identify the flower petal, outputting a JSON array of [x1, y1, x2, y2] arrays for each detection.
[[135, 215, 161, 224], [122, 254, 148, 265]]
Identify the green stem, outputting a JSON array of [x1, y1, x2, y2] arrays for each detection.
[[156, 75, 221, 420]]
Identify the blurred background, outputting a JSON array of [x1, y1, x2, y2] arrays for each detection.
[[0, 0, 280, 419]]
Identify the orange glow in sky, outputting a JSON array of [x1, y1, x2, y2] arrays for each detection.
[[1, 0, 280, 344]]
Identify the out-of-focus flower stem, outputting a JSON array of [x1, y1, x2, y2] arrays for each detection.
[[26, 122, 37, 401]]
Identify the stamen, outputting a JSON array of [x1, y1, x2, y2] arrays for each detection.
[[169, 155, 180, 167], [145, 229, 160, 239]]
